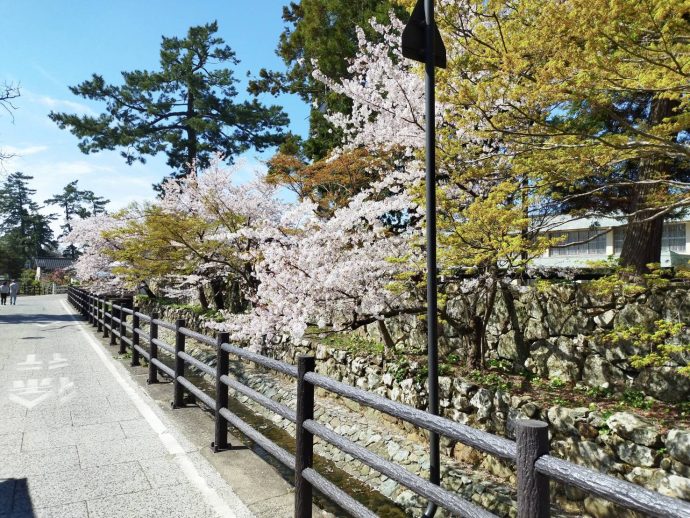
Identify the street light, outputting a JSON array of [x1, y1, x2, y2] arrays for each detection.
[[402, 1, 446, 517]]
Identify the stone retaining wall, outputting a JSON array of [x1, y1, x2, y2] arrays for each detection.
[[378, 282, 690, 403], [268, 341, 690, 511]]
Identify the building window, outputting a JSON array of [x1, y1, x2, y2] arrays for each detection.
[[663, 222, 686, 252], [609, 222, 685, 254], [551, 230, 607, 256], [614, 226, 626, 254]]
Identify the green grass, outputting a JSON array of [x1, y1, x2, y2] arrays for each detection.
[[310, 331, 385, 355]]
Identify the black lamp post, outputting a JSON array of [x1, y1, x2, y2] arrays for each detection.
[[402, 1, 446, 517]]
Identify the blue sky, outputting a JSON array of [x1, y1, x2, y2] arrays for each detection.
[[0, 0, 309, 222]]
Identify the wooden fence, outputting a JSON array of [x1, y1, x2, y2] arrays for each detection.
[[67, 287, 690, 518]]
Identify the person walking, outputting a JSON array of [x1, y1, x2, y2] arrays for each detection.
[[0, 281, 7, 305], [9, 280, 18, 305]]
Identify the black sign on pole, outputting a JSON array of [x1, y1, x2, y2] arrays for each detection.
[[401, 0, 447, 69]]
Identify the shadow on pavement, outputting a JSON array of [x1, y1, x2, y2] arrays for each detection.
[[0, 478, 35, 517], [0, 313, 81, 325]]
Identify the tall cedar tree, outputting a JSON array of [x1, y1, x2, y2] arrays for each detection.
[[249, 1, 403, 160], [49, 22, 289, 187], [0, 173, 57, 273]]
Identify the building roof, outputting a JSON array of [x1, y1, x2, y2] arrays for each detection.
[[33, 257, 75, 270]]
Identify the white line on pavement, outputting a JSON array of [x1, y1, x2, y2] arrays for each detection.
[[60, 299, 252, 518]]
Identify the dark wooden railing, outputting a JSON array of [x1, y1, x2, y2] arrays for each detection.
[[10, 284, 69, 296], [67, 287, 690, 518]]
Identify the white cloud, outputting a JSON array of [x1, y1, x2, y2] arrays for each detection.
[[30, 159, 115, 178], [27, 92, 95, 116], [31, 64, 64, 90]]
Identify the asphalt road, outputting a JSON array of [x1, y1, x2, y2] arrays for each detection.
[[0, 294, 254, 518]]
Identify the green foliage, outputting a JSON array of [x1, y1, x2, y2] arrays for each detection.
[[19, 269, 39, 287], [314, 331, 385, 356], [582, 385, 611, 399], [468, 370, 513, 391], [50, 22, 288, 185], [619, 389, 654, 410], [550, 377, 566, 389], [0, 234, 28, 278], [0, 172, 57, 272], [392, 359, 409, 383], [439, 363, 454, 376], [584, 269, 646, 299], [250, 0, 404, 160], [641, 263, 674, 290], [385, 357, 437, 385], [583, 261, 678, 299], [534, 279, 555, 294], [487, 358, 512, 372], [414, 364, 429, 384], [605, 319, 689, 376], [438, 0, 690, 273], [446, 353, 461, 365], [45, 180, 106, 259]]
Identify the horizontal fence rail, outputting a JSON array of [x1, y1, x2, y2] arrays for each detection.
[[66, 287, 690, 518]]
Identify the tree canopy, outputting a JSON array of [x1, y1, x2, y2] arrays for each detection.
[[66, 1, 690, 374], [250, 0, 404, 161], [45, 180, 109, 258], [50, 22, 289, 187], [435, 0, 690, 271], [0, 173, 57, 276]]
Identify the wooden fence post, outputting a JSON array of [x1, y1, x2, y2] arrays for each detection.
[[295, 355, 316, 518], [131, 307, 140, 367], [109, 301, 117, 346], [515, 419, 550, 518], [148, 312, 159, 384], [213, 332, 230, 452], [172, 318, 186, 408], [102, 300, 109, 338], [118, 303, 127, 354]]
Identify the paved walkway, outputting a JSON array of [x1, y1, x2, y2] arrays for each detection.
[[0, 295, 254, 518]]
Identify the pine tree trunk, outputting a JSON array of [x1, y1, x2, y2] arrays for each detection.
[[185, 89, 197, 177], [619, 213, 664, 272], [619, 97, 674, 273]]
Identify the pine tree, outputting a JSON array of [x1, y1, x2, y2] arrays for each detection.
[[0, 172, 57, 273], [49, 22, 289, 187], [0, 172, 40, 235], [45, 181, 106, 258]]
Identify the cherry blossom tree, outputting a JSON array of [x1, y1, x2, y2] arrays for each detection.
[[209, 166, 426, 352], [65, 212, 128, 293]]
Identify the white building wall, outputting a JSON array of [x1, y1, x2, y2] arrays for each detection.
[[605, 230, 614, 256]]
